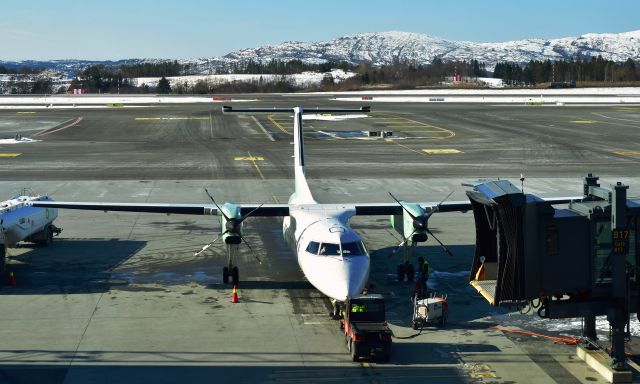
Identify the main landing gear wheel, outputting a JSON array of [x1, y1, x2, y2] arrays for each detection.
[[397, 262, 415, 282], [330, 300, 341, 319], [231, 266, 239, 285], [223, 266, 229, 284], [223, 266, 240, 285]]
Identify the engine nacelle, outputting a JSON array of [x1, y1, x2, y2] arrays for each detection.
[[390, 202, 428, 243]]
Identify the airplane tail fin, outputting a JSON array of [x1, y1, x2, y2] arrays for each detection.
[[291, 107, 315, 204], [223, 106, 370, 205]]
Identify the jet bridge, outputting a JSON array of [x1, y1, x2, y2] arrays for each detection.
[[465, 174, 640, 370]]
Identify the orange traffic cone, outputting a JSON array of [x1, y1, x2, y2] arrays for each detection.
[[8, 271, 15, 286], [231, 285, 239, 303]]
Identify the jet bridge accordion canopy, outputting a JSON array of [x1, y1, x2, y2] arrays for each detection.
[[466, 179, 595, 307]]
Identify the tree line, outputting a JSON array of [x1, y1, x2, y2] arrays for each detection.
[[0, 65, 43, 75], [340, 59, 486, 89], [494, 57, 638, 85], [223, 59, 355, 74], [3, 56, 639, 94]]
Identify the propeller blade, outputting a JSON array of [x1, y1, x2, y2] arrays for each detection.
[[240, 234, 262, 264], [240, 203, 264, 221], [425, 190, 454, 221], [426, 228, 453, 257], [389, 228, 417, 257], [437, 191, 454, 208], [388, 192, 418, 220], [204, 188, 230, 221], [194, 234, 222, 256]]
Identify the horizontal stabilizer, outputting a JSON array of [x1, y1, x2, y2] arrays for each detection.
[[223, 106, 370, 114]]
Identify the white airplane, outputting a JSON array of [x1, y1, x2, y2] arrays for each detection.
[[32, 106, 572, 317]]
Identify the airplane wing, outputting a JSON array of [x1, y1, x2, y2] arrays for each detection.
[[33, 196, 579, 217], [352, 201, 473, 215], [31, 201, 290, 216], [352, 196, 580, 215]]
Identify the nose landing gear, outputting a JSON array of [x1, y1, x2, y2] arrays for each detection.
[[222, 244, 240, 285], [330, 299, 342, 320]]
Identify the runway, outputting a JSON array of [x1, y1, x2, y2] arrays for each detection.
[[0, 96, 638, 383]]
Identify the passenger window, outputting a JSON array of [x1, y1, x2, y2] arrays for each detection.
[[306, 241, 320, 254]]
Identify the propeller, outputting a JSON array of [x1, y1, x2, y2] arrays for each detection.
[[388, 192, 427, 233], [205, 188, 263, 235], [388, 191, 455, 257], [201, 188, 264, 262]]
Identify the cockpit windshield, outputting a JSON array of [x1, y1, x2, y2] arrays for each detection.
[[341, 241, 367, 256], [308, 241, 367, 256], [319, 243, 341, 256]]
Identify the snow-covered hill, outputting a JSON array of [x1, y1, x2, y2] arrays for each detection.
[[2, 30, 639, 77], [216, 30, 640, 70]]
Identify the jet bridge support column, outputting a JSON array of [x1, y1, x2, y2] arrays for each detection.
[[583, 316, 597, 341], [583, 174, 600, 344], [610, 182, 629, 370]]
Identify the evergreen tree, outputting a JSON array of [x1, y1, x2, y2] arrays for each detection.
[[157, 76, 171, 94]]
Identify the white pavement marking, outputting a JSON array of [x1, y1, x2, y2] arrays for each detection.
[[251, 116, 276, 142]]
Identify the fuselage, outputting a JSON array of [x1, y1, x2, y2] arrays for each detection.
[[282, 204, 370, 302]]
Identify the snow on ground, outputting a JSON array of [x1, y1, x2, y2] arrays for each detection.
[[0, 96, 256, 105], [335, 96, 640, 104], [476, 77, 504, 88], [133, 69, 357, 88], [493, 312, 640, 340], [0, 87, 639, 105], [315, 86, 640, 96], [302, 113, 368, 121], [0, 137, 39, 144]]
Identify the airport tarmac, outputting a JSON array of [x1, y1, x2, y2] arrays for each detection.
[[0, 97, 639, 383]]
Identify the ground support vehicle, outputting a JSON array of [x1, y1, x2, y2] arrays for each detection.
[[341, 294, 392, 362], [411, 293, 448, 330]]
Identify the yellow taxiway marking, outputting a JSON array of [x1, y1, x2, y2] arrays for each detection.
[[372, 112, 455, 140], [234, 156, 264, 161], [385, 139, 427, 156], [0, 153, 21, 157], [614, 151, 640, 156], [423, 148, 463, 154], [134, 117, 210, 121], [246, 151, 265, 180], [570, 120, 596, 124], [469, 372, 497, 379], [268, 114, 291, 134], [616, 107, 639, 112], [16, 112, 36, 114]]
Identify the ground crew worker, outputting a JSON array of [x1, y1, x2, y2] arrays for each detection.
[[417, 256, 430, 297]]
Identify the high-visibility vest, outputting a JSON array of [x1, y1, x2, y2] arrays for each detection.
[[421, 260, 430, 278]]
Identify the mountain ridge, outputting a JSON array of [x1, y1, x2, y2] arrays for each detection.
[[2, 30, 639, 76]]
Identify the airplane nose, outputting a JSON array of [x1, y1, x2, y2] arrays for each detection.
[[341, 256, 370, 300], [301, 253, 370, 302]]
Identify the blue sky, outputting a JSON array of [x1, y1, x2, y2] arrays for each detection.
[[1, 0, 638, 60]]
